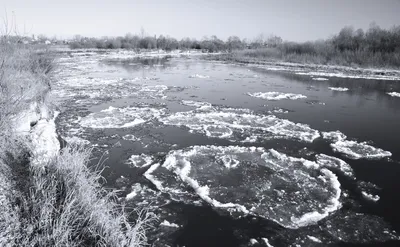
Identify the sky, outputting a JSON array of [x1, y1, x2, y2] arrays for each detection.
[[1, 0, 400, 41]]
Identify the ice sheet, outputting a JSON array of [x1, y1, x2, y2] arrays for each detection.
[[331, 140, 392, 159], [145, 145, 342, 229], [159, 108, 320, 143]]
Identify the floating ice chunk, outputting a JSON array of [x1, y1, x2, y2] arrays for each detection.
[[329, 87, 349, 91], [181, 100, 212, 108], [249, 239, 259, 245], [362, 191, 380, 202], [307, 235, 322, 243], [122, 134, 140, 141], [331, 140, 392, 160], [80, 106, 165, 128], [159, 109, 320, 143], [146, 145, 342, 229], [203, 125, 233, 138], [138, 85, 168, 99], [189, 74, 210, 79], [181, 100, 213, 111], [126, 183, 143, 200], [144, 163, 164, 191], [248, 92, 307, 101], [322, 131, 347, 142], [160, 220, 180, 228], [312, 77, 329, 81], [127, 154, 154, 168], [387, 92, 400, 97], [262, 238, 274, 247], [62, 136, 90, 145], [316, 154, 354, 179], [268, 108, 289, 114]]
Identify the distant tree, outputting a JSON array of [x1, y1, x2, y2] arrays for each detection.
[[227, 36, 243, 51]]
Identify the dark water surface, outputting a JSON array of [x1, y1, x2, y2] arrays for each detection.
[[53, 50, 400, 247]]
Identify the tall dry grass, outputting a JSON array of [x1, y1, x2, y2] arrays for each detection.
[[1, 38, 153, 246]]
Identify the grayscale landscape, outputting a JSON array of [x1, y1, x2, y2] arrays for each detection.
[[1, 1, 400, 246]]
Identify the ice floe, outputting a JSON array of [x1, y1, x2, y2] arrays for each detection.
[[62, 136, 91, 145], [329, 87, 349, 92], [122, 134, 140, 141], [322, 131, 391, 160], [331, 140, 392, 160], [145, 145, 342, 229], [159, 107, 320, 143], [262, 238, 274, 247], [322, 131, 347, 142], [189, 74, 210, 79], [307, 235, 322, 243], [312, 77, 329, 81], [248, 92, 307, 101], [249, 239, 259, 245], [180, 100, 213, 111], [316, 154, 355, 179], [127, 154, 154, 168], [361, 191, 380, 202], [387, 92, 400, 97], [160, 220, 180, 228], [80, 106, 166, 128]]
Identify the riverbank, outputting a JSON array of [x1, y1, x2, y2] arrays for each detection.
[[206, 50, 400, 81], [0, 40, 151, 246]]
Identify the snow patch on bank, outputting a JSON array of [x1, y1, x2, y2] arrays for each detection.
[[248, 92, 307, 101], [29, 108, 60, 167]]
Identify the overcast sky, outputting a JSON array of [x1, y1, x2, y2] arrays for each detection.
[[2, 0, 400, 41]]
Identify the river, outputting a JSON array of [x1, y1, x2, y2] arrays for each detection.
[[52, 49, 400, 247]]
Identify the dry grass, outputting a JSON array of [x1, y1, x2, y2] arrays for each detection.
[[1, 38, 153, 246], [0, 38, 53, 160]]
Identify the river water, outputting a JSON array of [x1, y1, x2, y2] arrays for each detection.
[[52, 49, 400, 247]]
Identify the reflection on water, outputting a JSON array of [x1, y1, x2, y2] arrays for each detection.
[[53, 50, 400, 247]]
